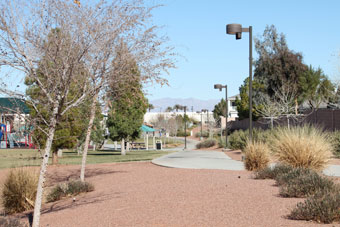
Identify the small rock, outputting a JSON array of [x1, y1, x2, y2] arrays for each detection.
[[73, 197, 76, 202], [238, 176, 241, 179]]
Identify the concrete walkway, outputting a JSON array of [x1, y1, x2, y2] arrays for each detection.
[[153, 141, 340, 177]]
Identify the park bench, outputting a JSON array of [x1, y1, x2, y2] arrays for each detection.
[[131, 142, 146, 150]]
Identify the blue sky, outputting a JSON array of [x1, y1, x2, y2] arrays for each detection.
[[145, 0, 340, 101]]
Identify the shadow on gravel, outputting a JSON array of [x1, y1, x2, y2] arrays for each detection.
[[46, 168, 127, 185], [41, 192, 122, 214]]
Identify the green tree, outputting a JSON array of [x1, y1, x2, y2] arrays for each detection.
[[235, 78, 265, 120], [254, 25, 308, 100], [165, 106, 173, 112], [107, 58, 147, 144], [24, 29, 91, 164], [212, 98, 226, 124], [298, 65, 335, 108]]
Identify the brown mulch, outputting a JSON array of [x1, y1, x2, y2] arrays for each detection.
[[0, 162, 334, 227]]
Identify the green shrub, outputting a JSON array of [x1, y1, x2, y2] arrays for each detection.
[[244, 141, 270, 171], [329, 131, 340, 158], [195, 131, 209, 138], [228, 130, 248, 150], [1, 168, 38, 214], [279, 170, 335, 198], [275, 167, 313, 186], [47, 180, 94, 202], [254, 164, 294, 179], [0, 216, 26, 227], [228, 128, 270, 151], [196, 139, 216, 149], [176, 131, 190, 137], [270, 126, 332, 171], [289, 187, 340, 224]]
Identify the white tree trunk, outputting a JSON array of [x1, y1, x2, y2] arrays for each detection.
[[153, 136, 155, 150], [80, 93, 98, 182], [114, 141, 117, 150], [146, 135, 149, 150], [121, 138, 126, 155], [32, 105, 59, 227], [126, 141, 130, 152]]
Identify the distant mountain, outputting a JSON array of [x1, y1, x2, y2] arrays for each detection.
[[148, 97, 221, 112]]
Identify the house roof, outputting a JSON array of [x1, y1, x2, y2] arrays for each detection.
[[0, 98, 30, 114]]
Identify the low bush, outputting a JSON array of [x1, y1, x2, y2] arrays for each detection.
[[228, 130, 248, 150], [196, 139, 216, 149], [289, 187, 340, 224], [270, 126, 332, 171], [176, 131, 190, 137], [244, 141, 270, 171], [254, 164, 294, 179], [195, 131, 209, 138], [275, 167, 313, 186], [228, 128, 271, 151], [0, 216, 26, 227], [1, 168, 38, 214], [280, 169, 335, 198], [329, 130, 340, 158], [47, 180, 94, 202]]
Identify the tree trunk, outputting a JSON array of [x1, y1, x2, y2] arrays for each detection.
[[32, 105, 59, 227], [52, 151, 58, 165], [121, 138, 126, 155], [295, 98, 298, 115], [80, 92, 98, 182], [126, 141, 130, 152]]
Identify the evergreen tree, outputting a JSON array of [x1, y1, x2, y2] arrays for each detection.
[[107, 53, 147, 142]]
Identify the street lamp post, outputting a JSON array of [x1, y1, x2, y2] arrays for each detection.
[[226, 23, 253, 141], [184, 106, 187, 150], [214, 84, 228, 148], [196, 111, 203, 141]]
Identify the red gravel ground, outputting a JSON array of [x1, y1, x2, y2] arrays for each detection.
[[1, 162, 338, 227]]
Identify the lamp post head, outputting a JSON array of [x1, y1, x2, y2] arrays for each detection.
[[214, 84, 223, 91], [226, 23, 242, 40]]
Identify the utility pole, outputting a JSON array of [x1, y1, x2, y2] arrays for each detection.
[[184, 106, 187, 149]]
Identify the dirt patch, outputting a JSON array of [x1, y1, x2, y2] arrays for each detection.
[[0, 162, 334, 226]]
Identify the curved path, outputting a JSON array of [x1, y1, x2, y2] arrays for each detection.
[[154, 138, 340, 177]]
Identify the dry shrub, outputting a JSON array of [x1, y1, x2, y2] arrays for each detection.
[[279, 170, 335, 198], [289, 186, 340, 224], [1, 168, 38, 214], [196, 139, 216, 149], [270, 126, 332, 171], [244, 141, 270, 171], [254, 164, 294, 179], [0, 216, 26, 227], [47, 180, 94, 202]]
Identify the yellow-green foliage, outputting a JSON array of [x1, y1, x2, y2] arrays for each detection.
[[244, 141, 270, 171], [270, 126, 332, 171], [1, 168, 38, 214]]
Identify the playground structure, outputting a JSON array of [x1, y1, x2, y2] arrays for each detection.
[[0, 97, 34, 149], [0, 120, 34, 149]]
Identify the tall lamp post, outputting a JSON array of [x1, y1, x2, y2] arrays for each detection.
[[214, 84, 228, 148], [226, 23, 253, 141], [202, 109, 209, 138], [184, 106, 187, 150], [196, 111, 203, 141]]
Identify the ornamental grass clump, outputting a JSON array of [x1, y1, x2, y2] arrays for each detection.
[[270, 126, 332, 171], [1, 168, 38, 214], [244, 141, 270, 171]]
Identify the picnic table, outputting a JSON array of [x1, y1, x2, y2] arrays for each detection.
[[131, 142, 146, 150]]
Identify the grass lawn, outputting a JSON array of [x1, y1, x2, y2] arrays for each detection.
[[107, 137, 184, 148], [0, 148, 175, 169]]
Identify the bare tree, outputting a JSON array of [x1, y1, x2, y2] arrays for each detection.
[[0, 1, 176, 226], [255, 84, 297, 128]]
